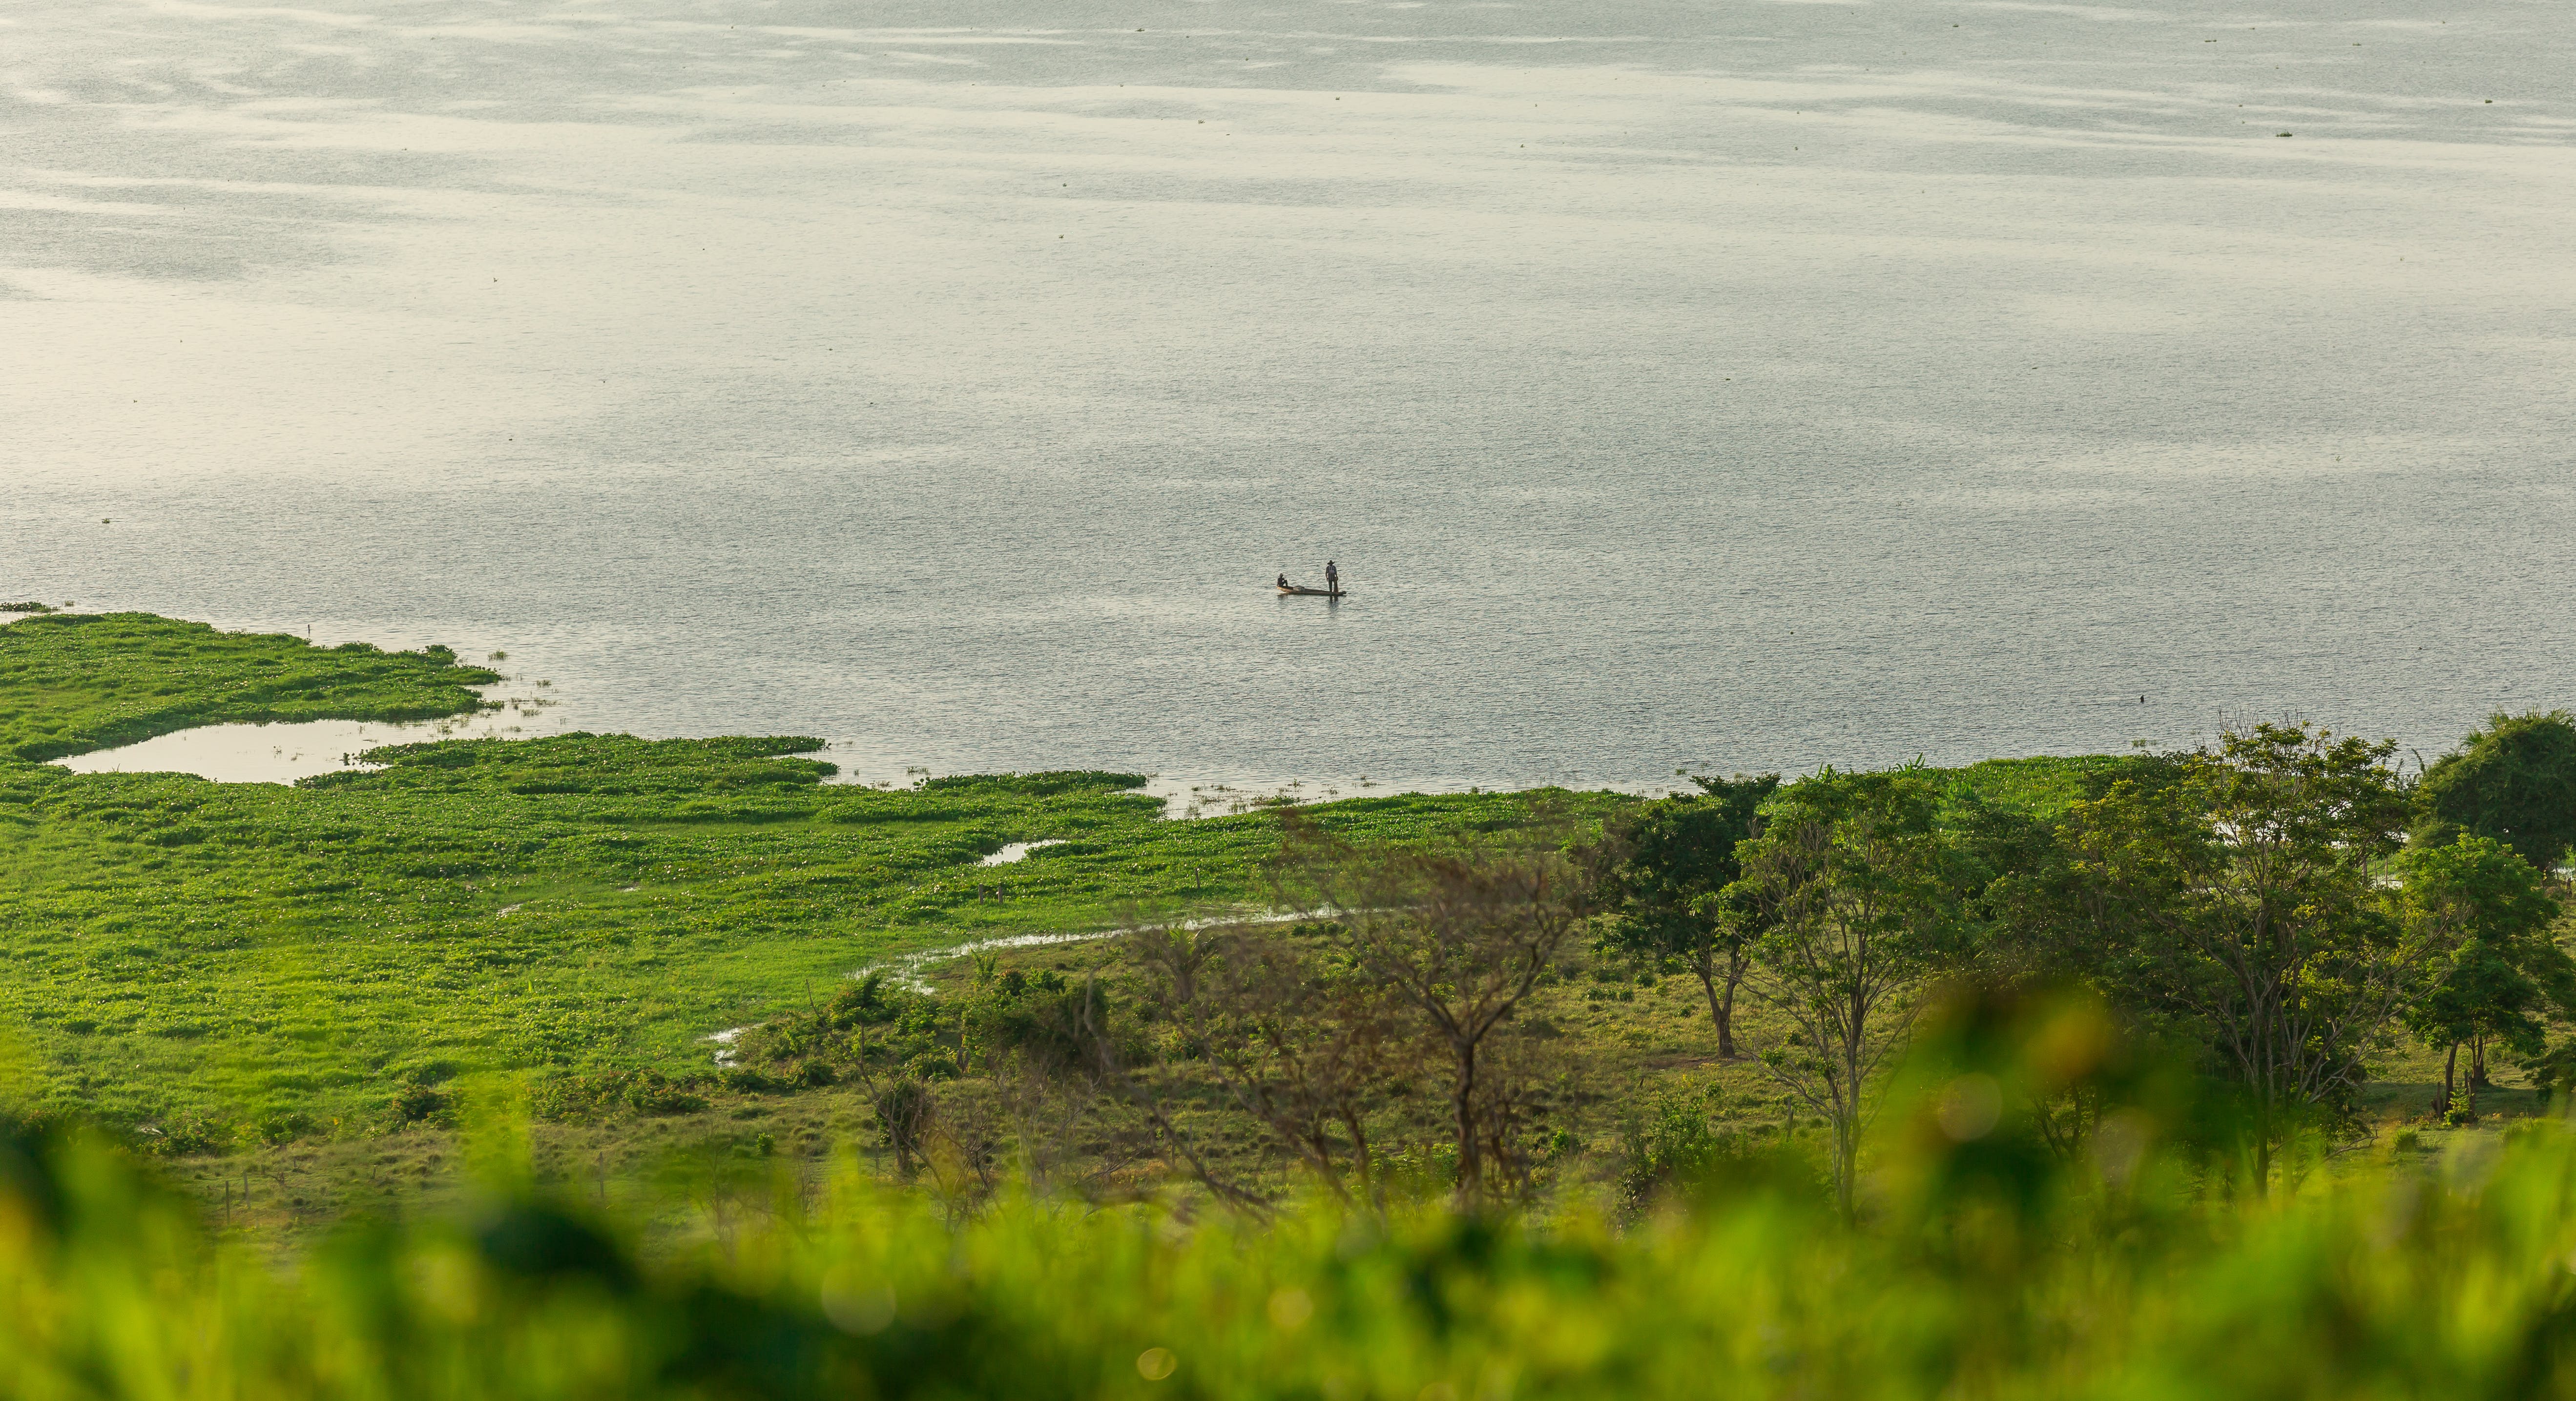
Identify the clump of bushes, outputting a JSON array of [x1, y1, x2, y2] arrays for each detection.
[[384, 1084, 454, 1129], [533, 1069, 711, 1122], [245, 1110, 315, 1146], [719, 1062, 837, 1095], [733, 966, 1124, 1086], [134, 1111, 230, 1157], [1616, 1087, 1785, 1210]]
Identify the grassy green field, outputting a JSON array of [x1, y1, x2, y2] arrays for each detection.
[[11, 610, 2576, 1400], [0, 612, 1628, 1147], [4, 611, 2526, 1204], [152, 910, 2542, 1250]]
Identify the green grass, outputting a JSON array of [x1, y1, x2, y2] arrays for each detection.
[[153, 907, 2563, 1249], [0, 614, 1622, 1145], [14, 610, 2576, 1401], [0, 612, 2386, 1176], [10, 612, 2573, 1399]]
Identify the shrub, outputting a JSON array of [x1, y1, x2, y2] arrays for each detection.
[[136, 1111, 230, 1157], [384, 1084, 452, 1128], [722, 1067, 789, 1095], [1617, 1089, 1774, 1208], [243, 1110, 314, 1146], [534, 1070, 711, 1122]]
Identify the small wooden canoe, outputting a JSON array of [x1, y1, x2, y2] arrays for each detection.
[[1277, 585, 1345, 597]]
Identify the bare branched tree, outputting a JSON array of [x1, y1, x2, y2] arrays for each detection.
[[982, 1042, 1120, 1198], [1272, 814, 1602, 1209], [1075, 946, 1282, 1214], [868, 1075, 936, 1181], [1128, 921, 1409, 1202]]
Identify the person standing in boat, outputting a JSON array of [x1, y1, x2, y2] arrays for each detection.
[[1324, 560, 1339, 595]]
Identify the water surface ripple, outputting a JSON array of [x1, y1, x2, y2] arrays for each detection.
[[5, 0, 2572, 787]]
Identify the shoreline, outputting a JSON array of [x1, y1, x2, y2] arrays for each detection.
[[48, 712, 1693, 815]]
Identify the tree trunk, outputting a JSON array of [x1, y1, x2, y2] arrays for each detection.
[[2471, 1036, 2491, 1092], [1452, 1038, 1482, 1210], [1720, 949, 1747, 1060], [1692, 954, 1733, 1059], [1834, 981, 1866, 1219], [1834, 1117, 1859, 1220], [2444, 1041, 2459, 1117], [1827, 1057, 1860, 1219], [1339, 1106, 1373, 1199]]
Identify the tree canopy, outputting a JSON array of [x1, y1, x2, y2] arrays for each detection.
[[2394, 834, 2572, 1113], [1726, 767, 1983, 1213], [1597, 774, 1780, 1056], [2055, 723, 2416, 1182], [2415, 710, 2576, 873]]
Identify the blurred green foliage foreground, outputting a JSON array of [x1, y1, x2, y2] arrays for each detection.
[[13, 987, 2576, 1401]]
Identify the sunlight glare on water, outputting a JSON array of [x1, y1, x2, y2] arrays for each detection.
[[4, 0, 2572, 788]]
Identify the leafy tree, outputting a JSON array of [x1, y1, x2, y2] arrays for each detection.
[[1725, 768, 1978, 1216], [2057, 723, 2416, 1188], [2415, 710, 2576, 873], [2394, 835, 2570, 1116], [1596, 774, 1780, 1057], [1969, 752, 2192, 986], [2526, 1040, 2576, 1107]]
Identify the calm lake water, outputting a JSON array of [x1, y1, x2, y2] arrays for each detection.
[[6, 0, 2573, 791]]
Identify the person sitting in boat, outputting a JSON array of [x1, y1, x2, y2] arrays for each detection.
[[1277, 572, 1290, 589]]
